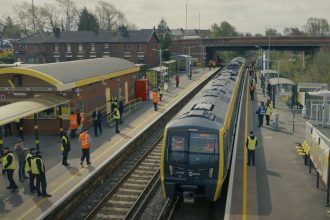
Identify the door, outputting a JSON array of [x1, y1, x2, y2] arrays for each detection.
[[125, 81, 129, 103], [105, 87, 111, 114]]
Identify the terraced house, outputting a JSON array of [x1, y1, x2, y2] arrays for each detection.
[[13, 27, 159, 68]]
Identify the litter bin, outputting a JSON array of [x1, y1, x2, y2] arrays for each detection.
[[273, 113, 280, 130]]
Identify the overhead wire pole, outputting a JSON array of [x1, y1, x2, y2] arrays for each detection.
[[32, 0, 36, 33], [186, 4, 188, 31], [199, 12, 204, 69]]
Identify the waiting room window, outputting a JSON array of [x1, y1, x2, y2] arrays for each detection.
[[33, 44, 39, 49], [138, 44, 143, 52], [22, 44, 28, 49], [104, 43, 109, 49], [54, 43, 59, 52], [138, 57, 144, 63], [79, 43, 83, 52], [124, 44, 129, 52], [91, 43, 95, 52], [67, 43, 71, 52]]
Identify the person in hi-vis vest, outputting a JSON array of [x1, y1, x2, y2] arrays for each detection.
[[246, 131, 258, 166], [3, 147, 18, 192]]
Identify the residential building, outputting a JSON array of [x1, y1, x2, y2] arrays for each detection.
[[13, 27, 159, 68]]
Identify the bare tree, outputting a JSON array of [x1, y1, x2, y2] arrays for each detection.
[[304, 17, 330, 36], [56, 0, 79, 31], [95, 1, 132, 31], [43, 3, 60, 30]]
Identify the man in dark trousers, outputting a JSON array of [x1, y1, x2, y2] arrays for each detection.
[[249, 83, 255, 101], [114, 104, 121, 133], [118, 97, 124, 124], [246, 131, 258, 166], [267, 81, 272, 99], [25, 148, 36, 193], [92, 107, 102, 137], [79, 129, 92, 166], [3, 147, 18, 192], [256, 101, 266, 127], [61, 131, 71, 166], [32, 151, 51, 197]]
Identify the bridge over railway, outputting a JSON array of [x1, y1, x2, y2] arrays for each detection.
[[171, 36, 330, 63]]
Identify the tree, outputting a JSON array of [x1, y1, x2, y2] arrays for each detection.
[[78, 7, 99, 32], [265, 28, 280, 36], [56, 0, 79, 31], [304, 17, 329, 36], [95, 1, 129, 31], [210, 21, 238, 37], [283, 27, 305, 36], [156, 18, 171, 61], [2, 16, 21, 39]]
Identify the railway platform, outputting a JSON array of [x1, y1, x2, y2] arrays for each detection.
[[225, 74, 329, 219], [0, 68, 217, 220]]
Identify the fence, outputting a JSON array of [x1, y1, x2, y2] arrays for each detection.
[[106, 98, 143, 126], [304, 122, 330, 204], [304, 99, 330, 126]]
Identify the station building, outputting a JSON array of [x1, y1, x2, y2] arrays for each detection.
[[0, 57, 139, 134]]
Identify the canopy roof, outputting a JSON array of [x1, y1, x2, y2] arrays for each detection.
[[269, 77, 295, 86], [0, 57, 139, 91], [0, 95, 68, 126]]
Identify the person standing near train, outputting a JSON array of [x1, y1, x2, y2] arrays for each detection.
[[246, 131, 258, 166]]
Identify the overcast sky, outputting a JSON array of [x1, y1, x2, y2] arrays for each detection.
[[1, 0, 330, 34]]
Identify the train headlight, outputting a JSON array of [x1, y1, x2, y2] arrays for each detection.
[[169, 165, 174, 176], [209, 168, 214, 178]]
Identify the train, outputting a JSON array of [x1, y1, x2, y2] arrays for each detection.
[[160, 57, 246, 202]]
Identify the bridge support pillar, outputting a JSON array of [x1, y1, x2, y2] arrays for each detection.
[[302, 51, 306, 69]]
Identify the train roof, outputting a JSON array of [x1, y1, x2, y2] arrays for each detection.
[[166, 57, 245, 132]]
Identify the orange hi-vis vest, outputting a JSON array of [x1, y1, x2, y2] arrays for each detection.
[[153, 92, 160, 104], [79, 132, 90, 149], [69, 114, 78, 129]]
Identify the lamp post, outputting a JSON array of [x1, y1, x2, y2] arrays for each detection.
[[267, 26, 271, 70]]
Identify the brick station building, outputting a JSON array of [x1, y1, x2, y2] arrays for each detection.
[[0, 57, 139, 134], [13, 27, 159, 68]]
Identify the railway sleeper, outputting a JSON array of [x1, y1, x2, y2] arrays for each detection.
[[134, 169, 156, 175], [130, 173, 153, 179], [96, 213, 126, 219], [99, 207, 130, 216], [122, 182, 146, 189], [112, 193, 139, 201], [117, 188, 142, 195], [126, 178, 150, 184], [107, 200, 135, 206]]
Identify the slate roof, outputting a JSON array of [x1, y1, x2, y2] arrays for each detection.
[[16, 29, 158, 44]]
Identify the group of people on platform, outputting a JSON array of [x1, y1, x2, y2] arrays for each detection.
[[1, 140, 51, 197], [246, 61, 274, 167]]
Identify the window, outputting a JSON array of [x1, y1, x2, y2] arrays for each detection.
[[78, 44, 83, 52], [22, 44, 28, 49], [138, 44, 143, 52], [27, 57, 35, 63], [124, 44, 129, 52], [104, 43, 109, 49], [167, 132, 218, 165], [33, 44, 39, 49], [138, 57, 144, 64], [90, 43, 95, 52], [54, 43, 59, 52], [54, 57, 60, 63], [67, 43, 71, 52], [38, 108, 56, 119]]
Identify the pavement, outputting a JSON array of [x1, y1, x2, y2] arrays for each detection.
[[227, 72, 330, 219], [0, 67, 218, 220]]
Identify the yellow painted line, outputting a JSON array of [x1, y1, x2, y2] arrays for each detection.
[[17, 70, 213, 220], [242, 74, 248, 220]]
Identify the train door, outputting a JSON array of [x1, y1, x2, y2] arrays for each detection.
[[223, 131, 229, 175]]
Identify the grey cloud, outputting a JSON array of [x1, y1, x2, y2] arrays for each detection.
[[1, 0, 330, 34]]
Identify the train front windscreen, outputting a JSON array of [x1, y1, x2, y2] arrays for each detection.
[[166, 131, 219, 179]]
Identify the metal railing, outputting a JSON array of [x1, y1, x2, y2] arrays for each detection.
[[106, 98, 143, 126]]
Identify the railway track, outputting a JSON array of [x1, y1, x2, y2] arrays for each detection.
[[85, 136, 163, 220]]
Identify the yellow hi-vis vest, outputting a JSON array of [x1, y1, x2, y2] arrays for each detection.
[[31, 157, 44, 175], [3, 153, 16, 170], [248, 137, 257, 150], [61, 136, 68, 152], [25, 153, 32, 172], [114, 108, 120, 119], [266, 105, 272, 116]]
